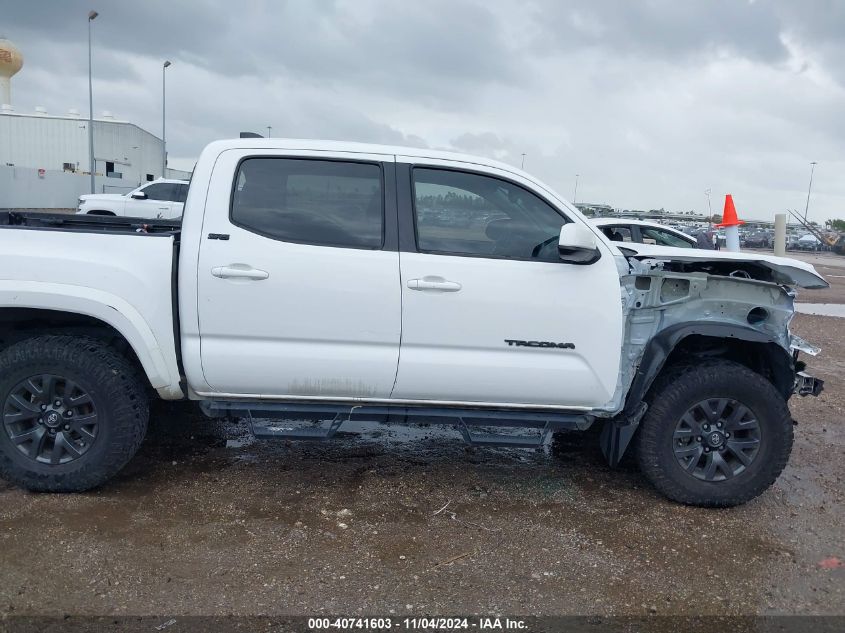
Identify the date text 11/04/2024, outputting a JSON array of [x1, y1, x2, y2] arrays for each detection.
[[307, 617, 528, 630]]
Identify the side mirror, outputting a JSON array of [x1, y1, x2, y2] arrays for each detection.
[[558, 223, 601, 265], [130, 191, 148, 200]]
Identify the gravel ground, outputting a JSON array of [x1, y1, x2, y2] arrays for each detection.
[[0, 259, 843, 618]]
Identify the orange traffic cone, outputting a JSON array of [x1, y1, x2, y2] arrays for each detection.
[[715, 194, 743, 251], [715, 194, 745, 228]]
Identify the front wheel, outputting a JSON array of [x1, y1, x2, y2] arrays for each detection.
[[0, 336, 149, 492], [636, 360, 793, 507]]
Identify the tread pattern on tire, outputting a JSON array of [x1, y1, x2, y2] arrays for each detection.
[[636, 359, 793, 507], [0, 335, 149, 492]]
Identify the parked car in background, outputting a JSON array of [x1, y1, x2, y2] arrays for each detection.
[[591, 218, 698, 248], [743, 230, 772, 249], [786, 234, 802, 250], [76, 178, 189, 219], [795, 234, 823, 251]]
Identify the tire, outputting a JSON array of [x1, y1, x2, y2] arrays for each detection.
[[636, 360, 793, 507], [0, 335, 149, 492]]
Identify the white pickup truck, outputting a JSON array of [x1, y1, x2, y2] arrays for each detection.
[[76, 178, 189, 219], [0, 139, 827, 506]]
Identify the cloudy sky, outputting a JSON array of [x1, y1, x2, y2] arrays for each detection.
[[4, 0, 844, 221]]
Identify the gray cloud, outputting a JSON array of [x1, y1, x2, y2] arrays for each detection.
[[524, 0, 788, 63], [3, 0, 845, 221]]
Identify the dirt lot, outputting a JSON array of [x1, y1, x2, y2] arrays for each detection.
[[0, 256, 843, 618]]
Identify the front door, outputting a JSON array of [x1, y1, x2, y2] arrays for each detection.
[[125, 182, 174, 219], [391, 162, 624, 408], [196, 150, 401, 398]]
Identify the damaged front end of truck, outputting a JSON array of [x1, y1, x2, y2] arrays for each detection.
[[599, 247, 828, 466]]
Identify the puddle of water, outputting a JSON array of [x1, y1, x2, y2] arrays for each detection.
[[795, 303, 845, 317]]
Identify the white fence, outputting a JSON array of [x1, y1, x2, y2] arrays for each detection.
[[0, 165, 139, 210]]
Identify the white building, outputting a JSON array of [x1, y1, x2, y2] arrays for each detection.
[[0, 37, 190, 210], [0, 107, 187, 187]]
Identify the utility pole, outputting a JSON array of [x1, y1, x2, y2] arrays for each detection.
[[573, 174, 579, 204], [162, 60, 171, 176], [804, 161, 817, 221], [87, 10, 98, 194]]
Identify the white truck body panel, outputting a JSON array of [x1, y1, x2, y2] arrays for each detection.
[[191, 148, 402, 398], [621, 243, 827, 288], [392, 156, 623, 407], [0, 228, 182, 398]]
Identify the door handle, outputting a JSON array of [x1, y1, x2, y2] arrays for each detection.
[[211, 265, 269, 280], [407, 277, 462, 292]]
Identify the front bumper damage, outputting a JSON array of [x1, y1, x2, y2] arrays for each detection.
[[599, 256, 826, 466], [790, 333, 824, 397], [795, 372, 824, 397]]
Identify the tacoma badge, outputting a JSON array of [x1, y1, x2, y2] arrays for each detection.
[[504, 339, 575, 349]]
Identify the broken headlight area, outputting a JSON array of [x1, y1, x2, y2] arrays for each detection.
[[789, 334, 823, 397], [795, 371, 824, 397]]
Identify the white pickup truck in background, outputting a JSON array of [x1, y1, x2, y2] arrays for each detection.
[[76, 178, 189, 219], [0, 139, 827, 506]]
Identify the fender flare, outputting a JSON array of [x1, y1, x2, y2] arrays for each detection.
[[601, 321, 794, 467], [0, 281, 182, 397], [623, 321, 794, 416]]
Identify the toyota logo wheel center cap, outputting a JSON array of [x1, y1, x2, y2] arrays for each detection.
[[705, 430, 726, 448]]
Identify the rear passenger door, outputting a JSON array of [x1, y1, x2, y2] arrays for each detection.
[[196, 150, 402, 399]]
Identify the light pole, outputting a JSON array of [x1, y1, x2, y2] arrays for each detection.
[[573, 174, 579, 203], [87, 10, 98, 194], [267, 126, 272, 138], [520, 153, 526, 169], [804, 161, 817, 221], [162, 60, 171, 177], [705, 188, 713, 227]]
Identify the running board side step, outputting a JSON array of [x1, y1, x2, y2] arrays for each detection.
[[200, 401, 593, 448]]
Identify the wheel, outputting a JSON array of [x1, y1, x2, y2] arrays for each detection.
[[636, 360, 793, 507], [0, 336, 149, 492]]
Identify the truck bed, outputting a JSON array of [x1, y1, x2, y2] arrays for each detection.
[[0, 211, 181, 236], [0, 214, 184, 398]]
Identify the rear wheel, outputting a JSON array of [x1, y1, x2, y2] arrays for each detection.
[[636, 360, 793, 507], [0, 336, 148, 492]]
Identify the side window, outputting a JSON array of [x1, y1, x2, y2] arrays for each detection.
[[641, 227, 694, 248], [174, 184, 189, 204], [412, 168, 567, 262], [141, 183, 175, 201], [600, 226, 633, 242], [231, 158, 383, 249]]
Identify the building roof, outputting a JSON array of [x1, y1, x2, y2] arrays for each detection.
[[0, 108, 162, 142]]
